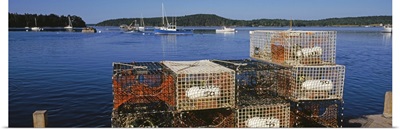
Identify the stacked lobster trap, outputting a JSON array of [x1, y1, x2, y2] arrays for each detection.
[[112, 60, 236, 127], [250, 30, 346, 127], [276, 65, 346, 101], [111, 62, 175, 127], [250, 30, 337, 66], [212, 59, 291, 128], [162, 60, 236, 127]]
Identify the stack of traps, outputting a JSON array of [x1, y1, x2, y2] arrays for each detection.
[[112, 60, 237, 127], [112, 60, 291, 128], [111, 30, 346, 127], [250, 30, 345, 127], [250, 30, 345, 101]]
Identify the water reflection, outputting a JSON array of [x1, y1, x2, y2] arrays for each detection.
[[381, 33, 392, 47], [65, 28, 74, 32], [161, 35, 177, 59], [216, 31, 235, 36]]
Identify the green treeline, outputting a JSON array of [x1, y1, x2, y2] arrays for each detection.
[[96, 14, 392, 27], [9, 13, 87, 27]]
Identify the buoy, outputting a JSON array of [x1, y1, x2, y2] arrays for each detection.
[[301, 79, 333, 91], [185, 86, 220, 99], [245, 117, 280, 128]]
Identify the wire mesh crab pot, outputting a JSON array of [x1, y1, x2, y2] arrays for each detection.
[[173, 108, 235, 127], [291, 100, 344, 127], [111, 98, 174, 128], [212, 59, 288, 98], [236, 96, 290, 128], [112, 62, 175, 110], [277, 65, 345, 101], [250, 30, 337, 66], [162, 60, 236, 111]]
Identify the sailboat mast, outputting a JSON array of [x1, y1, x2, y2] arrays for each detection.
[[35, 18, 37, 27], [68, 16, 72, 26], [141, 14, 145, 26], [162, 3, 164, 26], [164, 4, 169, 26]]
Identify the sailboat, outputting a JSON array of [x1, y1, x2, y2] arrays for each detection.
[[64, 16, 73, 29], [137, 14, 145, 32], [31, 18, 42, 31], [153, 3, 193, 35]]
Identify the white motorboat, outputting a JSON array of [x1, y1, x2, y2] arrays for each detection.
[[216, 26, 235, 32], [382, 24, 392, 33]]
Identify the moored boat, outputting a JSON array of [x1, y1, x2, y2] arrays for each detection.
[[382, 24, 392, 33], [216, 26, 235, 33], [82, 27, 97, 33], [31, 18, 42, 31], [153, 3, 193, 35], [64, 16, 73, 29]]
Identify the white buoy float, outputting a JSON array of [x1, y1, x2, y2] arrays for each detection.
[[185, 85, 220, 99], [301, 79, 333, 91], [245, 117, 280, 128]]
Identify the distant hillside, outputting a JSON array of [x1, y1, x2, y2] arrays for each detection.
[[96, 14, 392, 27], [9, 13, 87, 27]]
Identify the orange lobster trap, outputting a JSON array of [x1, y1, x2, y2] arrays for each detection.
[[112, 62, 176, 110]]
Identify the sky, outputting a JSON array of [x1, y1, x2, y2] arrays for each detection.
[[8, 0, 392, 24]]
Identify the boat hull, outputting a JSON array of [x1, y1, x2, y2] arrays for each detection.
[[382, 28, 392, 33], [216, 29, 235, 32], [31, 27, 41, 31], [154, 29, 193, 35], [64, 26, 73, 29]]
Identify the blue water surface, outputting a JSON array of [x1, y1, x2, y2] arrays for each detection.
[[8, 26, 392, 127]]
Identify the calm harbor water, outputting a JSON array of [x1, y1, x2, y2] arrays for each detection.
[[9, 27, 392, 127]]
